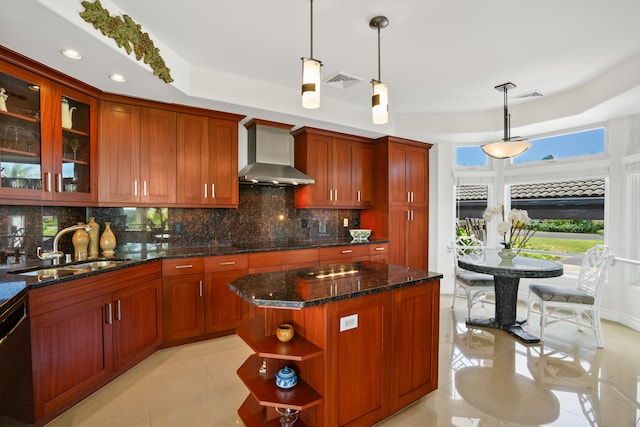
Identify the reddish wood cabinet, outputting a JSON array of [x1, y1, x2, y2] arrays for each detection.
[[369, 242, 389, 263], [0, 51, 99, 206], [176, 113, 240, 207], [28, 262, 162, 422], [362, 137, 432, 270], [293, 127, 373, 209], [162, 258, 206, 342], [98, 97, 242, 207], [162, 255, 248, 344], [390, 281, 440, 412], [325, 292, 392, 426], [204, 254, 249, 333], [248, 248, 320, 274], [318, 244, 370, 264], [236, 276, 441, 427], [388, 142, 428, 207], [98, 100, 177, 205]]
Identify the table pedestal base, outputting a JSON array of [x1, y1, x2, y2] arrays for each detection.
[[466, 318, 540, 344], [465, 275, 540, 344]]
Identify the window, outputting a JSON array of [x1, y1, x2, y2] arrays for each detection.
[[455, 184, 489, 240], [122, 207, 169, 232], [42, 215, 58, 237], [455, 146, 487, 168], [512, 128, 605, 164], [510, 178, 605, 273]]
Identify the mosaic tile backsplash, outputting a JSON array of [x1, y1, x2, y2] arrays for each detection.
[[0, 186, 361, 261]]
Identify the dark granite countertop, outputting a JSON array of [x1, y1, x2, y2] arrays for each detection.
[[0, 238, 389, 313], [228, 261, 443, 309]]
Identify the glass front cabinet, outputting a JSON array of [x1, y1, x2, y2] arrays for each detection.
[[0, 59, 97, 205]]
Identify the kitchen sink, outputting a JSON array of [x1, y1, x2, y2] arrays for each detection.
[[9, 258, 132, 280]]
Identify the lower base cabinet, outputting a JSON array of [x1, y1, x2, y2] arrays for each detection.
[[163, 272, 206, 341], [236, 279, 440, 427], [29, 262, 162, 423], [389, 282, 440, 413], [162, 255, 248, 344], [204, 268, 247, 333]]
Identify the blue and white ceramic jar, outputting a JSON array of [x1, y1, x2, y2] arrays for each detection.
[[275, 366, 298, 389]]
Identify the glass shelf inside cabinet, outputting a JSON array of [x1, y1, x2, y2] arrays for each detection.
[[0, 71, 42, 191], [60, 96, 91, 193]]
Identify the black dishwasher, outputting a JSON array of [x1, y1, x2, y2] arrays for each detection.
[[0, 293, 34, 425]]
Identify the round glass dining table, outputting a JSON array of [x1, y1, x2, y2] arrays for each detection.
[[457, 249, 563, 344]]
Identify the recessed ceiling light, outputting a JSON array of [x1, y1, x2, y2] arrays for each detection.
[[62, 50, 83, 60], [109, 74, 126, 83], [28, 85, 40, 92]]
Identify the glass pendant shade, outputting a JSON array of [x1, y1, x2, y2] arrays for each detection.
[[481, 140, 531, 159], [301, 58, 321, 109], [371, 80, 388, 124]]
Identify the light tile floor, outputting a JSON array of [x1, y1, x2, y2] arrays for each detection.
[[8, 296, 640, 427]]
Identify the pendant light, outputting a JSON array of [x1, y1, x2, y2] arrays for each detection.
[[301, 0, 322, 109], [481, 82, 531, 159], [370, 16, 389, 124]]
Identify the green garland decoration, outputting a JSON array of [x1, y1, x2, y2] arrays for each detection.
[[80, 0, 173, 83]]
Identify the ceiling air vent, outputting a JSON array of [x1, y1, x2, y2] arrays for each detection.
[[512, 89, 544, 99], [324, 71, 362, 89]]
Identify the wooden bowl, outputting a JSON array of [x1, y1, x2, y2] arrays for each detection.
[[276, 323, 295, 342]]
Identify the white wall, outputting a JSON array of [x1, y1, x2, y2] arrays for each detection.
[[430, 114, 640, 332]]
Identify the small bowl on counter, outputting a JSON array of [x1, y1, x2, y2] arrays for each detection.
[[349, 229, 372, 241]]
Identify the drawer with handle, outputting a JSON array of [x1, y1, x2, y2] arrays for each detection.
[[205, 254, 249, 272], [319, 244, 369, 262], [162, 258, 205, 277]]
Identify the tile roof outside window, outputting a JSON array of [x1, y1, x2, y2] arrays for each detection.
[[456, 179, 605, 201]]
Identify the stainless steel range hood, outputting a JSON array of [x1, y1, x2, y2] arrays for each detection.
[[238, 119, 314, 186]]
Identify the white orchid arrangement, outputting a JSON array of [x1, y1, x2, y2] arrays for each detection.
[[483, 205, 536, 249]]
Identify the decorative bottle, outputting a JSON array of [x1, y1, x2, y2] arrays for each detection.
[[87, 217, 100, 258], [72, 222, 89, 261], [100, 221, 117, 257]]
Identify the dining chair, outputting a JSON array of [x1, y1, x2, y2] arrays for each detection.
[[526, 244, 613, 348], [451, 235, 495, 318]]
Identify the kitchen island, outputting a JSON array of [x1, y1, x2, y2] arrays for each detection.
[[229, 261, 442, 427]]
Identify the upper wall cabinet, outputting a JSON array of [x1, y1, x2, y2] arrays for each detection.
[[0, 55, 98, 205], [389, 142, 428, 207], [176, 113, 241, 208], [98, 100, 177, 205], [98, 97, 243, 207], [293, 127, 373, 209]]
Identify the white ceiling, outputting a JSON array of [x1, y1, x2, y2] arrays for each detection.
[[4, 0, 640, 143]]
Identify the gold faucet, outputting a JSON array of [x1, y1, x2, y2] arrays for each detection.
[[37, 224, 93, 265]]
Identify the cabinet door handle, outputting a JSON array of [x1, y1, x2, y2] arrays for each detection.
[[410, 210, 414, 221], [357, 190, 361, 202], [329, 189, 333, 201], [44, 172, 52, 192], [219, 261, 236, 266], [115, 299, 121, 321], [375, 247, 385, 251], [143, 180, 147, 197], [204, 183, 208, 198], [174, 264, 194, 269], [57, 174, 62, 193], [407, 192, 411, 203], [335, 189, 338, 200], [341, 249, 353, 254], [199, 280, 203, 297], [134, 180, 138, 197], [106, 303, 113, 324], [411, 191, 414, 203], [211, 183, 215, 199]]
